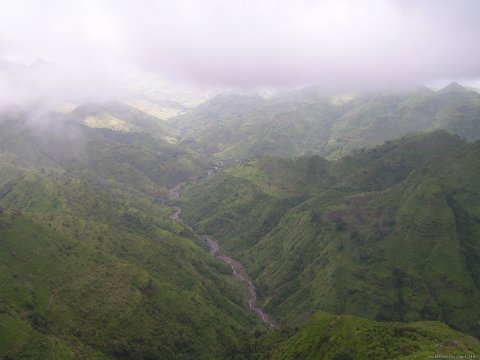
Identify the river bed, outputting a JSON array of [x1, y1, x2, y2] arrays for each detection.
[[169, 184, 275, 328]]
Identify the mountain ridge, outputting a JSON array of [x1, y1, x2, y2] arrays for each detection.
[[170, 86, 480, 160], [182, 130, 480, 338]]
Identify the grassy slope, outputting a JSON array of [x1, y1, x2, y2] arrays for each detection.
[[327, 86, 480, 158], [0, 111, 207, 194], [172, 93, 338, 159], [72, 101, 178, 143], [0, 166, 254, 358], [0, 126, 254, 358], [182, 131, 480, 338], [172, 85, 480, 161], [1, 100, 479, 358], [266, 312, 480, 360]]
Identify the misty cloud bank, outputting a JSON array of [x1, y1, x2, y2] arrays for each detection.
[[0, 0, 479, 105]]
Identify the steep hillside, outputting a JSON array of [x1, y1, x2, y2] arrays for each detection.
[[327, 84, 480, 157], [0, 110, 207, 194], [0, 158, 255, 359], [245, 312, 480, 359], [182, 131, 480, 337], [171, 84, 480, 160], [70, 101, 178, 143], [2, 99, 479, 358], [172, 92, 339, 159], [0, 110, 260, 358]]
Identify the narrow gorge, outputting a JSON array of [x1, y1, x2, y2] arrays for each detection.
[[169, 183, 275, 328]]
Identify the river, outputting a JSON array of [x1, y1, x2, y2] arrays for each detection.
[[168, 183, 275, 328]]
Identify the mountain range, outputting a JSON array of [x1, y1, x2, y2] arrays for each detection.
[[172, 83, 480, 160], [0, 84, 479, 359]]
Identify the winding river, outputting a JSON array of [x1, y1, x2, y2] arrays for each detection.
[[168, 183, 275, 328]]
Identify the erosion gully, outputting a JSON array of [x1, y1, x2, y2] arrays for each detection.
[[168, 183, 275, 328]]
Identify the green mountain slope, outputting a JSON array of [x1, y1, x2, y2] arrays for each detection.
[[182, 131, 480, 338], [0, 109, 259, 358], [2, 95, 480, 359], [172, 84, 480, 160], [173, 92, 339, 159], [0, 109, 207, 194], [71, 101, 178, 143], [247, 312, 480, 359], [0, 163, 255, 359]]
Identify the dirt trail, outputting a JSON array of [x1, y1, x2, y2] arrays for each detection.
[[169, 183, 275, 328]]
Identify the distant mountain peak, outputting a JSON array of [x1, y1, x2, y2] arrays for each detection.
[[438, 81, 468, 94]]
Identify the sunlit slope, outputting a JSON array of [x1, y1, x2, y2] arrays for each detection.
[[182, 131, 480, 337], [72, 101, 178, 142]]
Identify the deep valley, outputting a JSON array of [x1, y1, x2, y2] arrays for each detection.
[[1, 84, 480, 359]]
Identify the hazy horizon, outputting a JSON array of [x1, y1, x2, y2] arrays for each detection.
[[1, 0, 480, 105]]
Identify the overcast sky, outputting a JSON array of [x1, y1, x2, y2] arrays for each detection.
[[1, 0, 479, 102]]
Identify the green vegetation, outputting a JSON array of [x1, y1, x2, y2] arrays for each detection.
[[1, 84, 480, 358], [73, 101, 179, 142], [247, 312, 480, 359], [0, 109, 208, 194], [172, 84, 480, 160], [0, 163, 256, 358], [0, 112, 256, 358], [182, 130, 480, 338]]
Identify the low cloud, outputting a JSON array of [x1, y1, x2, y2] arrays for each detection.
[[0, 0, 479, 102]]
